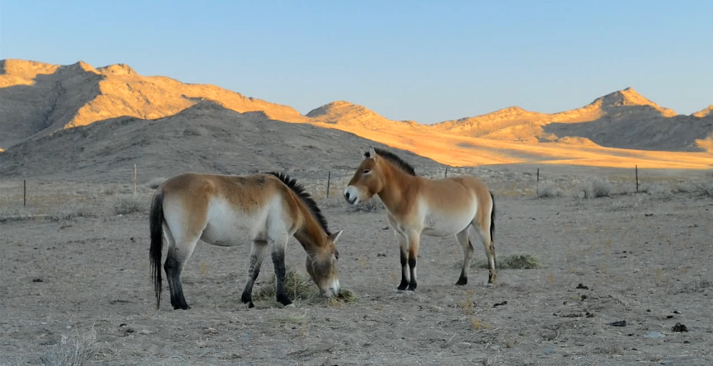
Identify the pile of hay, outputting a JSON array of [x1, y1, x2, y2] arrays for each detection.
[[472, 254, 541, 269], [254, 268, 357, 306]]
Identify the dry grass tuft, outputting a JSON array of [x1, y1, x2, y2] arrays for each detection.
[[473, 254, 541, 270], [254, 268, 357, 306], [40, 326, 97, 366], [113, 195, 144, 215]]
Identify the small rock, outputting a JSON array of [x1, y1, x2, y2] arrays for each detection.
[[672, 323, 688, 332], [204, 327, 218, 335], [666, 315, 674, 319], [139, 329, 151, 335], [32, 278, 43, 283], [576, 283, 589, 290], [643, 331, 664, 338], [543, 347, 555, 355], [610, 320, 627, 327], [673, 310, 681, 314]]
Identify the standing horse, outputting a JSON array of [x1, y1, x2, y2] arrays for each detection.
[[344, 147, 496, 291], [150, 172, 342, 310]]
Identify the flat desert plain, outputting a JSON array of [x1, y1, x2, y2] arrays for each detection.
[[1, 166, 712, 366]]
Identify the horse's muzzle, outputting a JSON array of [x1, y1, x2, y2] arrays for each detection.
[[322, 279, 340, 298], [343, 186, 359, 205]]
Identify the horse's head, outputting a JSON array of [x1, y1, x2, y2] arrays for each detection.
[[305, 230, 343, 298], [344, 147, 384, 205]]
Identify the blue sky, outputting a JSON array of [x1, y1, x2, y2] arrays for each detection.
[[1, 0, 711, 123]]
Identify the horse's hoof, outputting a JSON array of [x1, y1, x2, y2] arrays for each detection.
[[455, 278, 468, 286]]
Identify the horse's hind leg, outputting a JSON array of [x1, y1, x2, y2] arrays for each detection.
[[164, 226, 200, 310], [241, 240, 268, 308], [474, 219, 497, 284], [455, 228, 474, 285]]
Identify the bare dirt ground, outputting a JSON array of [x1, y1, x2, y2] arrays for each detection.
[[1, 168, 712, 365]]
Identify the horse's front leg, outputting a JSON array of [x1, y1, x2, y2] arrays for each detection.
[[405, 230, 421, 291], [271, 237, 293, 307], [241, 240, 268, 308], [395, 231, 410, 291]]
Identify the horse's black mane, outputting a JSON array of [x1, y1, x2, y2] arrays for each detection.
[[268, 172, 331, 235], [365, 148, 417, 176]]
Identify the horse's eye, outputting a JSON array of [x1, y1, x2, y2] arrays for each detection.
[[334, 250, 339, 260], [363, 169, 371, 174]]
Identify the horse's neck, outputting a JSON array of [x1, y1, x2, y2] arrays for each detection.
[[378, 163, 416, 213], [292, 206, 324, 253]]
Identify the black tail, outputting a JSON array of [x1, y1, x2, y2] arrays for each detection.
[[489, 191, 496, 243], [149, 191, 165, 310]]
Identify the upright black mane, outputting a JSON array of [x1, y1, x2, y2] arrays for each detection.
[[365, 148, 417, 176], [268, 172, 331, 235]]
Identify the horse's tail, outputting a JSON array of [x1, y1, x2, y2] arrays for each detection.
[[149, 190, 165, 310], [489, 191, 496, 243]]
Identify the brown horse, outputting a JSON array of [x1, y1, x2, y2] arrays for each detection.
[[344, 147, 496, 291], [150, 172, 342, 310]]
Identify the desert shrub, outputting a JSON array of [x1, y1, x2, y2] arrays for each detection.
[[113, 195, 144, 215], [694, 181, 713, 197], [536, 182, 562, 198], [52, 203, 96, 220], [41, 327, 97, 366], [146, 177, 166, 189], [581, 178, 611, 198], [641, 183, 671, 196]]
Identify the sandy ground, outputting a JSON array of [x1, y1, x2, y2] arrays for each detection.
[[1, 174, 712, 365]]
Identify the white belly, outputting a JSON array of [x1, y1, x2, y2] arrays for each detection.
[[420, 199, 476, 237], [200, 199, 271, 247]]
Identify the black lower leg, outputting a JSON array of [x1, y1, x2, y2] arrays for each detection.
[[241, 254, 261, 308], [407, 256, 417, 291], [488, 243, 497, 284], [456, 239, 472, 285], [272, 251, 292, 306], [397, 250, 409, 290], [456, 269, 468, 285], [164, 254, 190, 310]]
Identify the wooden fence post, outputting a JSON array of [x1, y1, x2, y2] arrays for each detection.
[[635, 165, 639, 193], [536, 168, 540, 195], [23, 180, 26, 207], [133, 164, 137, 196], [445, 167, 448, 178], [326, 171, 331, 198]]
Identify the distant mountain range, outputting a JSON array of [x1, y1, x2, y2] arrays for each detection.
[[1, 59, 712, 173]]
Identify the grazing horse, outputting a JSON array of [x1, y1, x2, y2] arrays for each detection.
[[149, 172, 342, 310], [344, 147, 496, 291]]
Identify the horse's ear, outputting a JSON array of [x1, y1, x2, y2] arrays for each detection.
[[360, 147, 368, 159], [329, 230, 343, 244], [368, 146, 377, 160]]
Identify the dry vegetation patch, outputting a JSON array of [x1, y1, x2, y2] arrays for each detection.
[[254, 268, 357, 306], [472, 254, 541, 270]]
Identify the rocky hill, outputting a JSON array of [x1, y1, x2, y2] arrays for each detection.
[[2, 59, 712, 170], [0, 101, 443, 182]]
